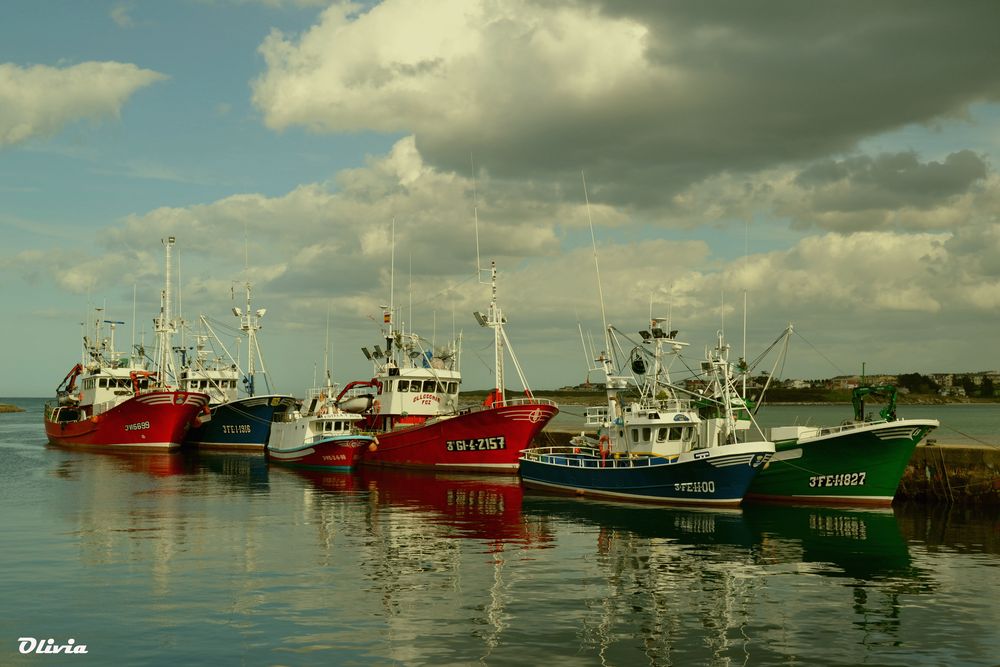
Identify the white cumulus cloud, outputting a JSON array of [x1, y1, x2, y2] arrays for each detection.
[[0, 61, 166, 149]]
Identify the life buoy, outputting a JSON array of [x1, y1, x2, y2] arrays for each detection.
[[599, 435, 611, 459]]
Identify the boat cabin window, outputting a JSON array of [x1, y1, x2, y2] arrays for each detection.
[[631, 428, 639, 442], [99, 378, 108, 388], [656, 428, 667, 443], [410, 382, 421, 392], [641, 427, 651, 442], [448, 382, 458, 394], [423, 380, 436, 392]]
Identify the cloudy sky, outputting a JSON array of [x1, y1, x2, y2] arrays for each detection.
[[2, 0, 999, 397]]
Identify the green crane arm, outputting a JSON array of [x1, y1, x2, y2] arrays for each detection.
[[851, 384, 898, 422]]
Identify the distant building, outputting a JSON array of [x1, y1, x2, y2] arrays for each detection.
[[558, 382, 606, 391], [933, 374, 955, 388]]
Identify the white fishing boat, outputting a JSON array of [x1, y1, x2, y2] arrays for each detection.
[[266, 387, 375, 470]]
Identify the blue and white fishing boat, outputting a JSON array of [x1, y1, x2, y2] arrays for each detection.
[[265, 386, 375, 470], [266, 319, 376, 470], [182, 282, 296, 449], [520, 325, 774, 507]]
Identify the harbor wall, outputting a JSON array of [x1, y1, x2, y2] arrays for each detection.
[[899, 444, 1000, 505], [535, 429, 1000, 506]]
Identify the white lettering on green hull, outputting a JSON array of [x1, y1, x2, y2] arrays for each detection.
[[808, 472, 866, 488]]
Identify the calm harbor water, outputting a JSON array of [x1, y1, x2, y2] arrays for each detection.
[[2, 398, 999, 666]]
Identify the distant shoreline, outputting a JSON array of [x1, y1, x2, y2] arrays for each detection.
[[0, 403, 25, 413], [460, 389, 1000, 407]]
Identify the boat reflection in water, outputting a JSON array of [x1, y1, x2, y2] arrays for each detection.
[[741, 502, 918, 581], [46, 442, 198, 478], [286, 466, 553, 664], [286, 465, 552, 546], [518, 492, 931, 664], [191, 450, 271, 493], [520, 493, 921, 580]]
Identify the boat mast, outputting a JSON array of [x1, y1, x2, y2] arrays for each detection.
[[582, 172, 611, 358], [582, 171, 627, 438], [234, 280, 267, 396], [105, 319, 124, 367], [474, 261, 505, 401], [131, 284, 137, 366], [153, 236, 178, 387], [385, 218, 396, 366]]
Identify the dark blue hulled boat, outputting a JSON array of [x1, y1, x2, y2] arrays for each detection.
[[182, 282, 295, 450], [520, 327, 774, 507], [520, 443, 771, 506], [185, 393, 297, 449]]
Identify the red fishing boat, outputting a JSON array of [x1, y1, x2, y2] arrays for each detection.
[[339, 260, 558, 473], [44, 237, 209, 450]]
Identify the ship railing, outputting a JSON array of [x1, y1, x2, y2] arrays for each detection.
[[650, 398, 692, 412], [305, 386, 341, 401], [458, 396, 558, 415], [495, 396, 558, 408], [305, 431, 370, 444], [584, 406, 608, 425], [815, 419, 887, 437], [520, 445, 673, 469]]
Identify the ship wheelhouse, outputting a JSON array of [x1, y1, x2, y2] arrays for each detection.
[[179, 367, 239, 406], [373, 367, 461, 418]]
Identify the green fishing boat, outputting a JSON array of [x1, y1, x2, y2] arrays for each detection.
[[746, 385, 938, 506]]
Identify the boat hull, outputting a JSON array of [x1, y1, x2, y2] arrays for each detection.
[[745, 419, 938, 506], [519, 443, 773, 507], [185, 395, 297, 449], [44, 391, 209, 450], [265, 435, 371, 470], [360, 402, 559, 473]]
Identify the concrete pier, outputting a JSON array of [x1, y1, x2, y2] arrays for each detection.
[[899, 444, 1000, 505]]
